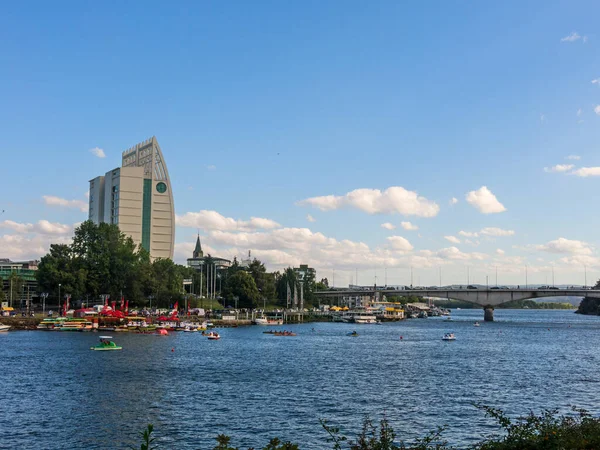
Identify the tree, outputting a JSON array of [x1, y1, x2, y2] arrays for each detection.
[[248, 258, 276, 301], [7, 272, 24, 306], [223, 271, 260, 309], [0, 277, 5, 303]]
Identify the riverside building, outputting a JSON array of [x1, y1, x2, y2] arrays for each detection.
[[88, 136, 175, 260]]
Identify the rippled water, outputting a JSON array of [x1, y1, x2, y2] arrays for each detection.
[[2, 309, 600, 449]]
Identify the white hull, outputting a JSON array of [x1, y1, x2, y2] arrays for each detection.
[[254, 318, 283, 325], [0, 324, 11, 332]]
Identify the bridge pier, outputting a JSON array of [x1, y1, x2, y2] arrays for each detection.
[[484, 307, 494, 322]]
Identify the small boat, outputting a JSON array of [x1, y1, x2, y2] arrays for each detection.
[[474, 322, 480, 327], [442, 333, 456, 341], [0, 324, 11, 332], [207, 331, 220, 340], [90, 336, 122, 351], [347, 331, 359, 337], [156, 329, 169, 336], [273, 331, 296, 336], [253, 317, 284, 325]]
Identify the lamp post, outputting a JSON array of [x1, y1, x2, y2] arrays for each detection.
[[525, 266, 528, 289], [584, 264, 587, 288], [58, 283, 62, 315], [41, 293, 48, 315]]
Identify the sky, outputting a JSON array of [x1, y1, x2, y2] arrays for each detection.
[[1, 1, 600, 287]]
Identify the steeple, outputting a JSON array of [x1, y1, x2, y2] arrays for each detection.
[[193, 234, 204, 258]]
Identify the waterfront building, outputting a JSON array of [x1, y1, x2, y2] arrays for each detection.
[[0, 258, 39, 309], [186, 235, 231, 299], [88, 136, 175, 259]]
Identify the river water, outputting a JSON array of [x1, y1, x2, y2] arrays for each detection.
[[1, 309, 600, 449]]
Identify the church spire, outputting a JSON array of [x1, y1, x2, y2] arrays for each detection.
[[193, 234, 203, 258]]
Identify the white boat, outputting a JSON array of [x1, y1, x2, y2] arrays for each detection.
[[207, 331, 220, 340], [342, 310, 378, 324], [253, 317, 283, 325], [0, 324, 11, 332], [442, 333, 456, 341], [353, 314, 378, 324], [474, 322, 480, 327]]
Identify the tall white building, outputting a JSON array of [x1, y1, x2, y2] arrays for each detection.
[[88, 137, 175, 260]]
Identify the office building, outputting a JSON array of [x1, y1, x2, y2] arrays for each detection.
[[88, 136, 175, 259]]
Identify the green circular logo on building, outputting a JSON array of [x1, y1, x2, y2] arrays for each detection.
[[156, 182, 167, 193]]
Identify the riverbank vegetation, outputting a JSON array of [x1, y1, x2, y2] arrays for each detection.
[[32, 221, 326, 310], [133, 406, 600, 449]]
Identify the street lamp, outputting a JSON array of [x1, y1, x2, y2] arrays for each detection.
[[58, 283, 62, 315], [41, 293, 48, 315]]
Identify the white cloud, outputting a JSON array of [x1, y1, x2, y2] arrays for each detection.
[[298, 186, 440, 217], [449, 197, 458, 205], [0, 220, 73, 235], [444, 235, 460, 244], [540, 114, 546, 123], [480, 227, 515, 237], [459, 230, 478, 238], [89, 147, 106, 158], [496, 249, 505, 255], [536, 237, 592, 255], [306, 214, 316, 223], [571, 167, 600, 177], [42, 195, 88, 212], [176, 210, 281, 231], [206, 165, 217, 171], [387, 236, 414, 252], [577, 109, 583, 118], [544, 164, 574, 173], [465, 186, 506, 214], [400, 221, 419, 231], [435, 247, 487, 261], [566, 154, 581, 160], [381, 222, 396, 230], [561, 32, 582, 42], [595, 105, 600, 116], [592, 79, 600, 85]]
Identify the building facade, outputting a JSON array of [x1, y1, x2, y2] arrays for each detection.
[[186, 235, 231, 299], [0, 259, 39, 309], [88, 137, 175, 259]]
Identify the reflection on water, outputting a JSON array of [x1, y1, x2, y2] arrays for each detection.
[[1, 309, 600, 449]]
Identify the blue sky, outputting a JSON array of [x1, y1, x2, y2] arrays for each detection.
[[1, 1, 600, 286]]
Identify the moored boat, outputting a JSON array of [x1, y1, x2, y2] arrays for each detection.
[[253, 317, 284, 325], [0, 324, 11, 332]]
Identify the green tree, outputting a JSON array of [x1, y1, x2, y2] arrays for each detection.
[[223, 271, 260, 309], [248, 258, 276, 301], [0, 277, 6, 303]]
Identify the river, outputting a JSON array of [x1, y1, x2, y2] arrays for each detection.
[[1, 309, 600, 449]]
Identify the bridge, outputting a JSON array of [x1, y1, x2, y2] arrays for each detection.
[[314, 288, 600, 321]]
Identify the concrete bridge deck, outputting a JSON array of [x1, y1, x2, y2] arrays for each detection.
[[315, 288, 600, 321]]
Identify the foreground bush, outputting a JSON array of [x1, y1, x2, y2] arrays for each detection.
[[132, 406, 600, 449]]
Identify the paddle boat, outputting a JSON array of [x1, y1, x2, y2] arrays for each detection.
[[91, 336, 122, 351], [0, 324, 11, 332], [442, 333, 456, 341], [347, 331, 359, 337], [156, 328, 169, 336], [206, 331, 220, 340]]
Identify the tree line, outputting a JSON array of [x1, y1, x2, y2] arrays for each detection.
[[32, 220, 328, 310]]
